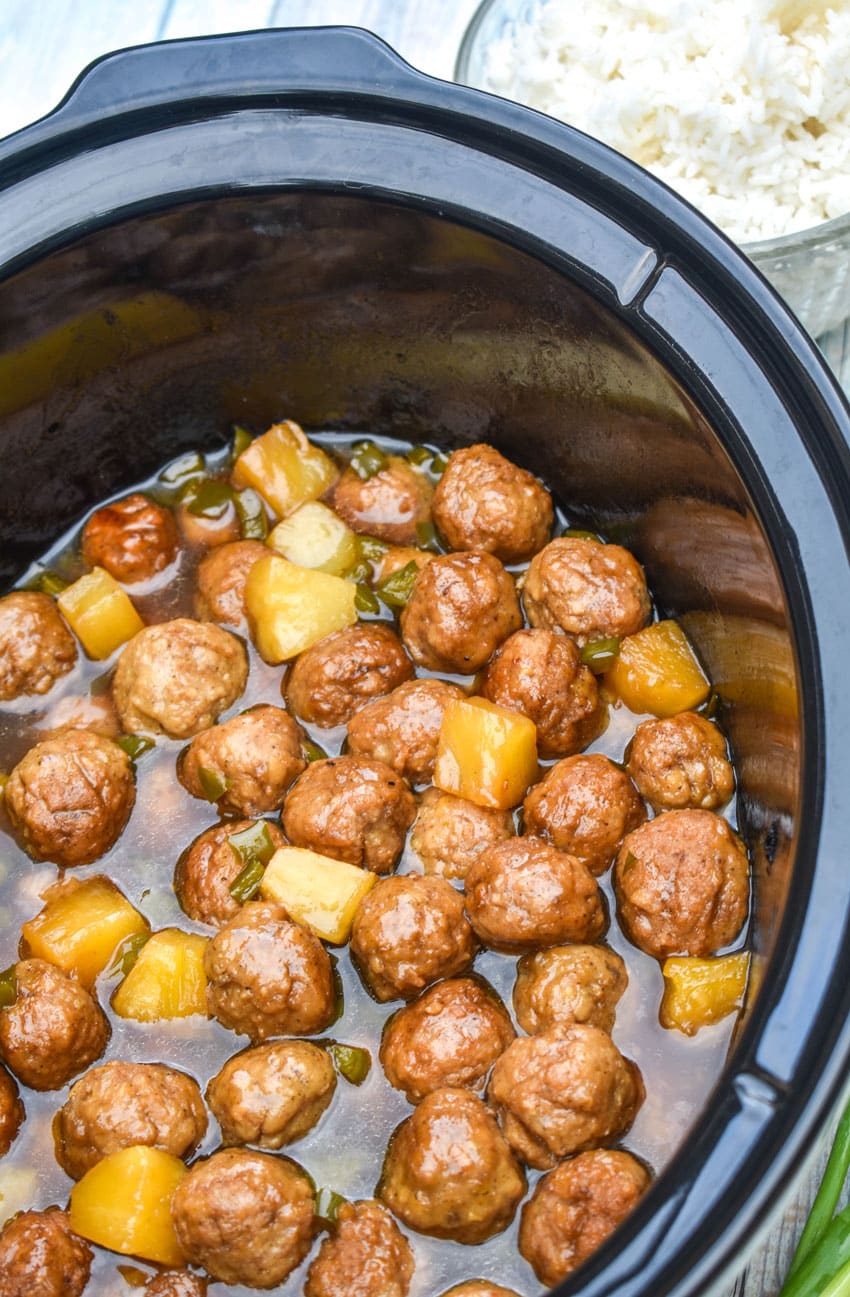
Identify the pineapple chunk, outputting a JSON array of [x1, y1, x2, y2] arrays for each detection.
[[605, 619, 710, 717], [22, 876, 148, 989], [660, 953, 750, 1036], [267, 501, 358, 575], [112, 928, 207, 1022], [232, 419, 338, 518], [244, 554, 357, 664], [69, 1145, 186, 1266], [260, 846, 377, 944], [58, 567, 144, 660], [434, 696, 538, 810]]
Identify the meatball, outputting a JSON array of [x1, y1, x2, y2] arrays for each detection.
[[523, 753, 647, 876], [207, 1039, 336, 1149], [519, 1149, 651, 1286], [0, 592, 77, 702], [332, 455, 433, 545], [283, 757, 415, 875], [626, 711, 735, 811], [113, 618, 248, 738], [351, 875, 477, 1002], [175, 818, 286, 927], [171, 1148, 315, 1287], [346, 679, 465, 785], [81, 493, 179, 585], [145, 1272, 207, 1297], [205, 901, 336, 1039], [0, 1208, 92, 1297], [439, 1286, 520, 1297], [432, 444, 553, 563], [0, 960, 109, 1091], [305, 1200, 414, 1297], [464, 836, 606, 952], [513, 945, 628, 1035], [614, 809, 749, 958], [177, 705, 306, 816], [379, 1087, 525, 1243], [380, 977, 515, 1103], [409, 788, 514, 883], [4, 730, 135, 867], [194, 539, 268, 626], [522, 537, 650, 645], [400, 551, 521, 674], [487, 1024, 644, 1169], [0, 1063, 24, 1156], [53, 1060, 207, 1180], [285, 624, 413, 729], [482, 628, 604, 758]]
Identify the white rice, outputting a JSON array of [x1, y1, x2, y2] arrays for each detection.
[[480, 0, 850, 242]]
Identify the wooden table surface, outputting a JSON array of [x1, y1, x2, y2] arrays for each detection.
[[0, 3, 848, 1295]]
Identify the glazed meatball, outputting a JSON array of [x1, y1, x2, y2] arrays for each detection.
[[0, 960, 109, 1091], [285, 624, 413, 729], [305, 1200, 414, 1297], [53, 1061, 207, 1180], [0, 1063, 24, 1156], [614, 809, 749, 958], [439, 1286, 520, 1297], [519, 1150, 651, 1286], [0, 591, 77, 701], [513, 945, 628, 1035], [464, 836, 606, 952], [487, 1024, 644, 1169], [81, 493, 179, 584], [171, 1148, 315, 1287], [346, 679, 465, 785], [482, 628, 604, 758], [205, 901, 336, 1039], [145, 1272, 207, 1297], [432, 444, 553, 563], [523, 753, 647, 876], [0, 1208, 92, 1297], [4, 730, 135, 867], [194, 539, 268, 626], [380, 977, 515, 1103], [113, 618, 248, 738], [400, 551, 521, 674], [351, 874, 477, 1002], [409, 788, 514, 883], [283, 757, 415, 875], [522, 537, 650, 644], [175, 818, 286, 927], [627, 711, 735, 811], [207, 1039, 336, 1149], [178, 705, 306, 816], [379, 1087, 525, 1243], [332, 455, 433, 545]]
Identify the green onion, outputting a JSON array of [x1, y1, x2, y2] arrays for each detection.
[[159, 451, 205, 485], [786, 1101, 850, 1283], [430, 451, 449, 476], [303, 739, 328, 764], [563, 527, 602, 542], [350, 441, 388, 481], [357, 536, 389, 564], [407, 445, 434, 466], [228, 859, 266, 904], [377, 561, 419, 611], [328, 1042, 371, 1086], [415, 521, 442, 552], [228, 821, 276, 869], [235, 488, 268, 540], [231, 425, 254, 462], [33, 569, 69, 596], [198, 766, 228, 802], [580, 637, 621, 674], [115, 734, 155, 762], [186, 480, 235, 518], [315, 1188, 347, 1225], [0, 964, 16, 1008], [355, 583, 380, 615], [108, 932, 150, 978]]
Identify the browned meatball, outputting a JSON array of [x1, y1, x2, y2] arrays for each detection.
[[205, 901, 336, 1040], [305, 1199, 414, 1297], [400, 552, 521, 674], [522, 537, 650, 645], [380, 977, 515, 1103], [332, 455, 433, 545], [82, 493, 179, 585], [0, 960, 109, 1091], [346, 679, 465, 785], [409, 788, 514, 882], [464, 836, 606, 952], [519, 1149, 651, 1286], [487, 1024, 644, 1169], [177, 706, 306, 816], [627, 711, 735, 811], [0, 592, 77, 701], [175, 818, 286, 927], [113, 618, 248, 738], [351, 875, 477, 1003], [523, 753, 647, 876], [145, 1272, 207, 1297], [285, 624, 413, 729], [4, 730, 135, 867], [171, 1148, 315, 1287], [513, 945, 628, 1035], [177, 493, 241, 549], [53, 1060, 207, 1180], [207, 1039, 336, 1149], [0, 1208, 92, 1297], [439, 1286, 521, 1297], [194, 539, 268, 626], [482, 628, 604, 758], [0, 1063, 24, 1156], [614, 809, 749, 958], [283, 757, 415, 875], [379, 1087, 525, 1243], [432, 444, 553, 563]]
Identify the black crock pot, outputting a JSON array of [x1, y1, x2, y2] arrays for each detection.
[[1, 26, 850, 1297]]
